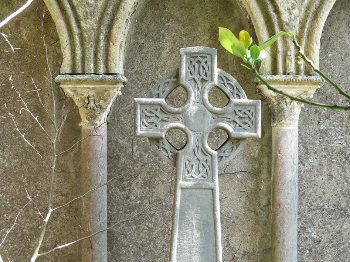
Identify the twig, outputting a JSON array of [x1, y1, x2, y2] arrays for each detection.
[[254, 69, 350, 110], [30, 208, 52, 262], [292, 36, 350, 100], [56, 111, 67, 141], [31, 78, 55, 125], [32, 142, 58, 258], [25, 188, 44, 220], [33, 77, 67, 138], [36, 222, 111, 258], [41, 11, 56, 132], [31, 78, 44, 108], [8, 112, 42, 157], [0, 198, 32, 247], [0, 0, 35, 29], [56, 121, 107, 156], [8, 76, 52, 141], [0, 33, 17, 52], [52, 177, 116, 212], [30, 11, 58, 261], [37, 203, 159, 258]]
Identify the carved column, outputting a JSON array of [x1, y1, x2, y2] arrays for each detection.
[[237, 1, 336, 260], [42, 0, 137, 260], [56, 74, 125, 261], [258, 76, 320, 262]]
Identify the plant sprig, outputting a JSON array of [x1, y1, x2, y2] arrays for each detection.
[[218, 27, 350, 110]]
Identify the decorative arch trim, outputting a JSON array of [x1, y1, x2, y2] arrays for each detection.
[[43, 0, 141, 74], [239, 0, 336, 75], [43, 0, 336, 76]]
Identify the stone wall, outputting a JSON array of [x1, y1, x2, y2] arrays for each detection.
[[299, 0, 350, 261], [0, 1, 81, 260], [0, 0, 349, 261]]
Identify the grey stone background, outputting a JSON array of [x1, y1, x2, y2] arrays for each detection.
[[0, 0, 348, 261], [298, 0, 350, 261], [0, 1, 81, 261]]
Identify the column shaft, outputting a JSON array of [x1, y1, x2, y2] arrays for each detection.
[[80, 124, 108, 261], [258, 76, 320, 262], [271, 126, 298, 262]]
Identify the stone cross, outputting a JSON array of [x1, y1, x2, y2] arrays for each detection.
[[135, 47, 261, 261]]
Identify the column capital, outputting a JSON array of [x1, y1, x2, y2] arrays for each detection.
[[56, 74, 126, 126], [258, 75, 321, 127]]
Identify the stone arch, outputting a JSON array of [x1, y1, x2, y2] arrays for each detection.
[[43, 0, 84, 73], [103, 0, 140, 74], [42, 0, 141, 74], [42, 0, 337, 76], [238, 0, 337, 75]]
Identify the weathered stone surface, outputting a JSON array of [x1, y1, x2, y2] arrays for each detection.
[[0, 1, 81, 261], [43, 0, 138, 74], [1, 0, 349, 261], [299, 0, 350, 260]]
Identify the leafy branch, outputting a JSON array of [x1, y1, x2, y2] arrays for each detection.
[[218, 27, 350, 110]]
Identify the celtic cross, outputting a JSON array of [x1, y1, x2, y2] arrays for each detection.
[[135, 47, 261, 262]]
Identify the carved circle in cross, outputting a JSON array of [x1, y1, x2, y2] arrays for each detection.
[[146, 70, 247, 166], [135, 47, 260, 168]]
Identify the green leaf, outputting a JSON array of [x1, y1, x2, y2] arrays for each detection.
[[259, 31, 292, 50], [250, 45, 260, 61], [239, 30, 251, 49], [232, 42, 247, 60], [218, 27, 246, 59], [218, 27, 236, 54]]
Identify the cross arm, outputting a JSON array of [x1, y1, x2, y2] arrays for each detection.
[[211, 100, 261, 139], [135, 98, 184, 139]]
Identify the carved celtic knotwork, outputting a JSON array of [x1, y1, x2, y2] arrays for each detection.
[[232, 108, 255, 131], [145, 69, 255, 163], [217, 70, 246, 99], [183, 134, 211, 180], [140, 106, 182, 130], [213, 106, 256, 132], [136, 47, 261, 167], [217, 140, 241, 164], [186, 55, 211, 100], [148, 72, 178, 99]]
